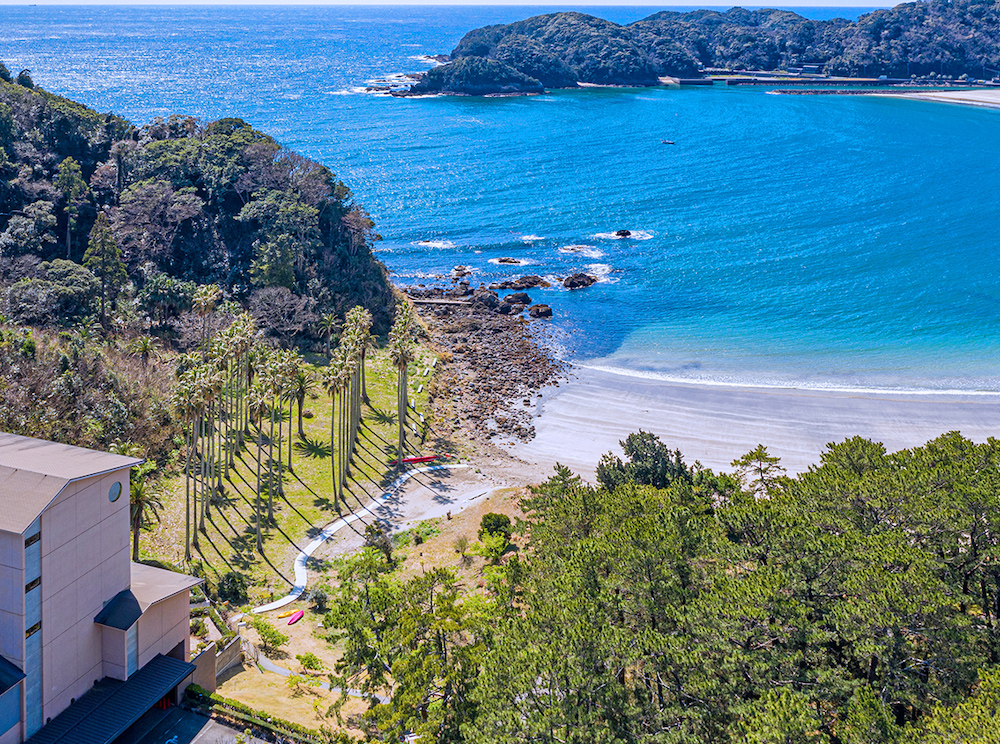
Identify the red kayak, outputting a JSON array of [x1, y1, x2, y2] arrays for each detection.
[[287, 610, 304, 625], [389, 454, 453, 466]]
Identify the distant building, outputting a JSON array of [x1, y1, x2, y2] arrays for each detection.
[[0, 433, 200, 744]]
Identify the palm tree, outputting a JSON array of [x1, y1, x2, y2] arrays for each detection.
[[324, 356, 345, 512], [388, 308, 415, 469], [317, 312, 340, 356], [171, 378, 198, 561], [193, 284, 222, 360], [247, 382, 269, 554], [292, 365, 314, 440], [127, 335, 161, 372], [129, 476, 163, 561]]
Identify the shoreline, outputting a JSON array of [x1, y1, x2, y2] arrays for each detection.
[[408, 286, 1000, 484], [513, 365, 1000, 479]]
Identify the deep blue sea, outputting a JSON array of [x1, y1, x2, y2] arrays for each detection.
[[3, 4, 999, 392]]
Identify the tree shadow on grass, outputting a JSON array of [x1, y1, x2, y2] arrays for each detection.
[[295, 436, 331, 460], [367, 404, 396, 427]]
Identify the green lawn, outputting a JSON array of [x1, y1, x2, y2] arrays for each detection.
[[144, 345, 448, 600]]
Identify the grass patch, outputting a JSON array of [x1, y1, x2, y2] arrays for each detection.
[[144, 345, 444, 599]]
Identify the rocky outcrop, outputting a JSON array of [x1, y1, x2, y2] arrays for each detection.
[[401, 56, 544, 96], [492, 275, 551, 290], [406, 287, 566, 443], [528, 304, 553, 318], [563, 273, 597, 289]]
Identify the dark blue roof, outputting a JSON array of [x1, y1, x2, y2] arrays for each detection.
[[93, 590, 142, 631], [0, 655, 24, 695], [27, 655, 195, 744]]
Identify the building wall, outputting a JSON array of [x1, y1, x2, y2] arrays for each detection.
[[0, 531, 24, 671], [136, 592, 190, 669], [100, 626, 127, 682], [39, 470, 131, 726]]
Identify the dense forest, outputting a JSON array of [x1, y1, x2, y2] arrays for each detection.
[[411, 0, 1000, 94], [0, 65, 395, 337], [0, 65, 396, 460], [325, 432, 1000, 743]]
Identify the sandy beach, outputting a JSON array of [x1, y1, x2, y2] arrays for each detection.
[[513, 366, 1000, 479], [885, 87, 1000, 110]]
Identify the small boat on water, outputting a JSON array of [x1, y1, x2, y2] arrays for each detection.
[[276, 609, 296, 619], [287, 610, 304, 625]]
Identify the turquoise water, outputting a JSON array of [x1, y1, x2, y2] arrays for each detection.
[[3, 5, 999, 391]]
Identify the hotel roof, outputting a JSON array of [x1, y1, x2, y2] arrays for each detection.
[[0, 432, 142, 535], [95, 563, 203, 631]]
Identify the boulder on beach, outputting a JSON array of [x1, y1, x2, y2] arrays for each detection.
[[528, 304, 553, 318], [615, 229, 632, 238], [471, 288, 500, 308], [563, 273, 597, 289]]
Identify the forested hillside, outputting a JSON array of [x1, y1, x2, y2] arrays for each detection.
[[0, 63, 396, 461], [325, 432, 1000, 743], [417, 0, 1000, 93], [0, 64, 395, 338]]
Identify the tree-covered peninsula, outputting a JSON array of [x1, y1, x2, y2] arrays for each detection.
[[408, 0, 1000, 95]]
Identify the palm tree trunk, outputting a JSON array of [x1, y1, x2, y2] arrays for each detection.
[[398, 366, 408, 467], [184, 424, 192, 561], [132, 509, 141, 562], [268, 403, 275, 521], [256, 417, 263, 553], [331, 390, 338, 512], [192, 418, 200, 549]]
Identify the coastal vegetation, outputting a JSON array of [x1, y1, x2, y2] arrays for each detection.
[[412, 0, 1000, 94], [318, 431, 1000, 743]]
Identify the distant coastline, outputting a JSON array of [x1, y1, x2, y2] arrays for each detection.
[[399, 2, 1000, 96]]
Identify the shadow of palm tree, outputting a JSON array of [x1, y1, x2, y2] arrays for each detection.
[[295, 436, 331, 460], [368, 405, 396, 426]]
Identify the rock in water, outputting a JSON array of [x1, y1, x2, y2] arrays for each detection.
[[528, 304, 553, 318], [563, 273, 597, 289], [503, 292, 532, 305], [615, 229, 632, 238]]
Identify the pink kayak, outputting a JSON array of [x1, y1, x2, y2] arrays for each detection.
[[287, 610, 304, 625]]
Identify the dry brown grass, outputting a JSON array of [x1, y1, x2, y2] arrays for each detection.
[[216, 663, 366, 738]]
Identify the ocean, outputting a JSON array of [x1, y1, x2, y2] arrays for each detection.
[[3, 4, 999, 392]]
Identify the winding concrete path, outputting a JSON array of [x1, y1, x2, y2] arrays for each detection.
[[251, 463, 469, 614]]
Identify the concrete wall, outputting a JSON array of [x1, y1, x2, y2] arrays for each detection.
[[100, 626, 127, 682], [190, 642, 217, 693], [39, 470, 131, 725], [0, 531, 23, 671], [136, 592, 190, 670]]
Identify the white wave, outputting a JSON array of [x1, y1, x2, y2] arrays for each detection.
[[521, 234, 545, 242], [393, 270, 446, 279], [488, 257, 536, 266], [593, 230, 654, 241], [586, 263, 619, 283], [575, 363, 1000, 397], [327, 86, 368, 96], [559, 244, 605, 258], [415, 239, 456, 249]]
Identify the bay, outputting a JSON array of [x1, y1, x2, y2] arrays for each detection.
[[3, 4, 997, 391]]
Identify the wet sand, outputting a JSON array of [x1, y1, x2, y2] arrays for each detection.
[[514, 366, 1000, 480]]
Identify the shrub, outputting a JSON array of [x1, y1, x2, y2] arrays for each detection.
[[296, 652, 325, 671], [247, 616, 288, 654], [479, 512, 512, 542], [218, 571, 248, 604]]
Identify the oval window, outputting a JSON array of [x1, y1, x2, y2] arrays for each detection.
[[109, 482, 122, 503]]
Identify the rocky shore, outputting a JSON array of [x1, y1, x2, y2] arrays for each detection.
[[407, 284, 567, 444]]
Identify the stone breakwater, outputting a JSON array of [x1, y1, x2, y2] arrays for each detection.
[[407, 285, 566, 444]]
